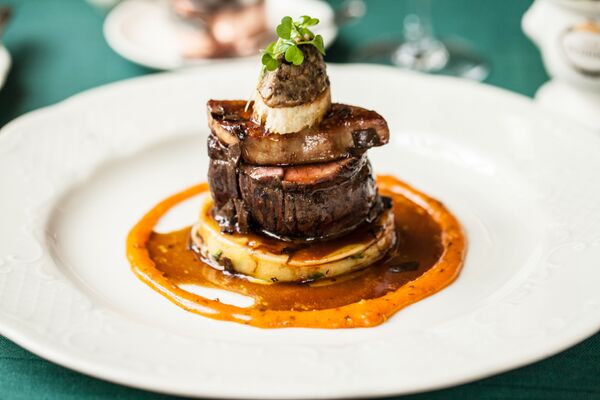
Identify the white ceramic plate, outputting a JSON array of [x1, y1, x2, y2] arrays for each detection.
[[104, 0, 338, 70], [0, 45, 10, 89], [1, 62, 600, 399]]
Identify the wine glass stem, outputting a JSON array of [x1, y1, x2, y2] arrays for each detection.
[[393, 0, 449, 72], [404, 0, 437, 42], [412, 0, 435, 39]]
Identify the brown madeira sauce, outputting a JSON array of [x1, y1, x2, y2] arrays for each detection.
[[126, 176, 466, 328]]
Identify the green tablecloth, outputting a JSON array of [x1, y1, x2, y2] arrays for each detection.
[[1, 0, 598, 399]]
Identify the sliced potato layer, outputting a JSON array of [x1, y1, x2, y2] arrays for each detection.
[[191, 195, 396, 283]]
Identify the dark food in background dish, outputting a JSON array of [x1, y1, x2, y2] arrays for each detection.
[[173, 0, 263, 17], [172, 0, 269, 59]]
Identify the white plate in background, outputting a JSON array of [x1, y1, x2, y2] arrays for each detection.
[[1, 63, 600, 398], [0, 45, 10, 89], [104, 0, 338, 70]]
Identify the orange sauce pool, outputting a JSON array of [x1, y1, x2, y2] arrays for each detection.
[[126, 176, 466, 328]]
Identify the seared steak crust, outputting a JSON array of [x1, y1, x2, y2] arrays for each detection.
[[238, 155, 383, 241]]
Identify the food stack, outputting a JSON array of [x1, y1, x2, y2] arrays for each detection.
[[206, 25, 390, 243]]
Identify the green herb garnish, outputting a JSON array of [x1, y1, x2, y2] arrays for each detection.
[[261, 15, 326, 72], [211, 250, 223, 262], [307, 272, 325, 281]]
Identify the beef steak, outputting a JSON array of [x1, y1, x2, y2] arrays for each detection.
[[207, 138, 383, 241]]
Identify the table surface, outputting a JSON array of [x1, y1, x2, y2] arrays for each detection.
[[1, 0, 599, 399]]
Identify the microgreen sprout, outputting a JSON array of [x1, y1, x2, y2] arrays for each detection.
[[261, 15, 326, 72]]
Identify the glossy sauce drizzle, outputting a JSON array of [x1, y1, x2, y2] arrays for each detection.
[[126, 176, 466, 328]]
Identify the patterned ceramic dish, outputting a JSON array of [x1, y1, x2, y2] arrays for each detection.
[[0, 62, 599, 398]]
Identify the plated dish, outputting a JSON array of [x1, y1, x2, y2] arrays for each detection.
[[104, 0, 337, 69], [127, 16, 466, 328], [1, 49, 600, 400]]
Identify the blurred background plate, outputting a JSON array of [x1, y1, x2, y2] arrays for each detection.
[[104, 0, 338, 70], [0, 45, 10, 89]]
